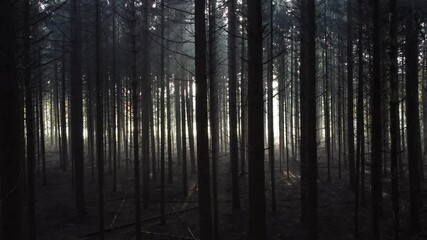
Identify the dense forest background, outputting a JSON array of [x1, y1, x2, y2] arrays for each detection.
[[1, 0, 427, 239]]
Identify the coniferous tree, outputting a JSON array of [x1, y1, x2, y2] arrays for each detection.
[[371, 0, 383, 237], [195, 0, 213, 238], [405, 8, 422, 233], [300, 0, 318, 238], [0, 1, 22, 238], [228, 0, 241, 211], [70, 0, 86, 215], [247, 0, 266, 239]]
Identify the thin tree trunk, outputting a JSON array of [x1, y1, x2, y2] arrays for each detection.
[[61, 34, 68, 172], [347, 0, 355, 190], [181, 81, 188, 197], [38, 56, 47, 186], [187, 83, 196, 174], [160, 0, 166, 225], [389, 0, 400, 238], [267, 0, 276, 212], [130, 0, 141, 238], [95, 0, 104, 237]]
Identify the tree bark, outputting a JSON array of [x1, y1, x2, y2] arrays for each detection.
[[228, 0, 241, 211], [195, 0, 213, 237], [371, 0, 383, 237], [247, 0, 266, 238], [70, 0, 86, 215], [0, 0, 22, 237], [300, 0, 318, 239], [405, 9, 421, 233]]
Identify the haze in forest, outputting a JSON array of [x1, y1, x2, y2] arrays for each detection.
[[1, 0, 427, 239]]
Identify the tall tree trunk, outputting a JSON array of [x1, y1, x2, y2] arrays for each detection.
[[141, 0, 151, 210], [240, 19, 247, 174], [208, 0, 220, 236], [323, 19, 331, 182], [195, 0, 213, 237], [389, 0, 400, 238], [112, 0, 117, 192], [130, 1, 141, 239], [181, 81, 188, 197], [187, 83, 196, 174], [24, 0, 36, 236], [300, 0, 318, 239], [371, 0, 383, 237], [354, 0, 364, 235], [61, 34, 68, 172], [405, 10, 421, 233], [95, 0, 104, 237], [347, 0, 355, 190], [247, 0, 266, 238], [0, 0, 22, 237], [228, 0, 241, 211], [175, 75, 182, 165], [160, 0, 166, 225], [70, 0, 86, 215], [267, 0, 276, 212], [38, 58, 47, 186]]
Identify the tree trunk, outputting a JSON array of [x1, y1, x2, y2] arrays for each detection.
[[0, 0, 23, 237], [195, 0, 214, 236], [24, 0, 36, 236], [95, 0, 104, 237], [300, 0, 318, 239], [187, 83, 196, 174], [38, 57, 47, 186], [181, 81, 188, 197], [371, 0, 383, 237], [228, 0, 241, 211], [130, 1, 141, 239], [208, 0, 220, 236], [388, 0, 400, 238], [347, 0, 355, 190], [61, 34, 68, 172], [160, 0, 166, 225], [405, 10, 421, 233], [247, 0, 266, 238], [267, 0, 276, 212], [141, 0, 151, 210], [70, 0, 86, 215]]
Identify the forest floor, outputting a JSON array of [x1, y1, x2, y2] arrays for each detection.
[[34, 149, 427, 240]]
